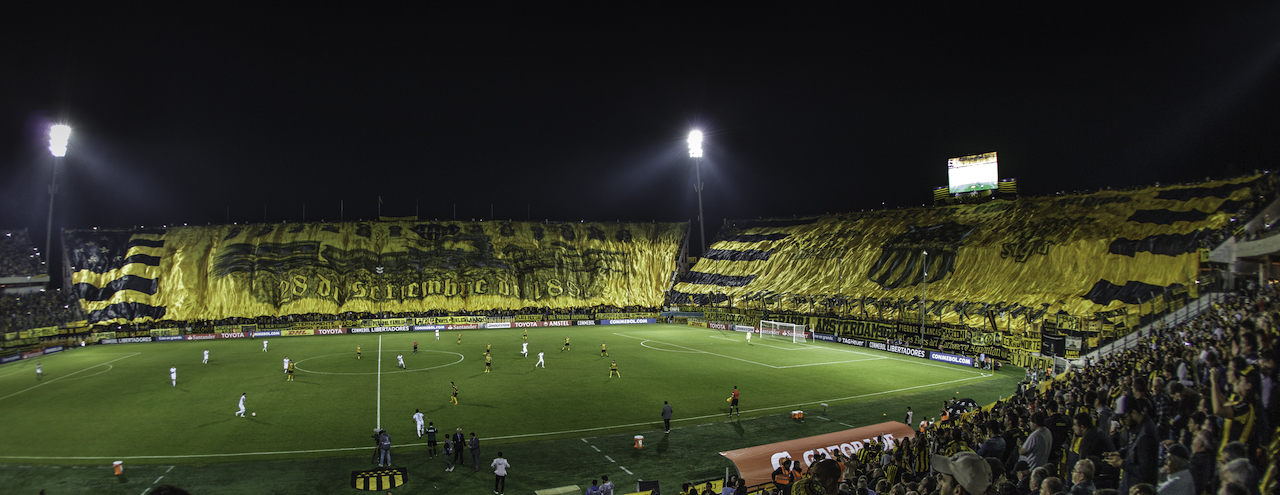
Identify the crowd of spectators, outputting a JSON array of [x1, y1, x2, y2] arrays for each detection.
[[752, 285, 1277, 495], [0, 229, 43, 278], [0, 289, 84, 334]]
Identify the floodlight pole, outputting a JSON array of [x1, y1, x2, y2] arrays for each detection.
[[694, 156, 705, 255], [921, 250, 927, 346], [45, 125, 71, 266], [688, 130, 705, 255]]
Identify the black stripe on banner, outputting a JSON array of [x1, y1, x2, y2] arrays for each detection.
[[87, 302, 167, 323], [1082, 280, 1181, 305], [702, 249, 773, 261], [1126, 209, 1209, 225], [1108, 230, 1211, 257], [726, 218, 818, 229], [681, 271, 756, 287], [1154, 180, 1254, 201], [123, 254, 161, 266], [74, 275, 160, 302], [128, 238, 165, 249], [721, 234, 790, 243]]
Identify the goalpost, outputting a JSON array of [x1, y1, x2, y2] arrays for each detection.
[[758, 320, 809, 344]]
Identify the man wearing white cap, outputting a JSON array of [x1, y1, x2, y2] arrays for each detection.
[[933, 451, 993, 495]]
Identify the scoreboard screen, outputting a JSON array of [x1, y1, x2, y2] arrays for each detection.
[[947, 152, 999, 194]]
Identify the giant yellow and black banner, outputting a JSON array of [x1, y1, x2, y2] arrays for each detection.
[[674, 175, 1268, 324], [67, 221, 685, 323]]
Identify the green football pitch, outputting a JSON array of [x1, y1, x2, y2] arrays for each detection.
[[0, 324, 1021, 494]]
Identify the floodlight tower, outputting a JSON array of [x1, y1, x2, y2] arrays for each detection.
[[921, 250, 928, 344], [688, 130, 705, 255], [45, 124, 71, 266]]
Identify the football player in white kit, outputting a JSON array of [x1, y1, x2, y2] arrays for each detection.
[[413, 409, 425, 438], [521, 342, 528, 357], [236, 393, 247, 417], [262, 340, 268, 351], [397, 353, 406, 369], [535, 351, 545, 368], [170, 366, 177, 387], [203, 349, 209, 364]]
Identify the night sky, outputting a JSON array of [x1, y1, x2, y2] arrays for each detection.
[[3, 5, 1279, 249]]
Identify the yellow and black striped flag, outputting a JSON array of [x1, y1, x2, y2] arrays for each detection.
[[351, 466, 406, 491]]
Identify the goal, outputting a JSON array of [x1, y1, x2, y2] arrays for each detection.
[[758, 320, 809, 344]]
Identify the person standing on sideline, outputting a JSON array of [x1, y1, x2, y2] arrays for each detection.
[[286, 359, 295, 381], [585, 480, 601, 495], [450, 381, 459, 405], [357, 345, 362, 360], [435, 328, 440, 340], [397, 353, 406, 369], [600, 475, 614, 495], [262, 340, 268, 352], [441, 435, 455, 471], [377, 429, 391, 467], [426, 422, 438, 457], [729, 386, 740, 417], [521, 342, 528, 357], [36, 363, 42, 380], [491, 451, 510, 494], [452, 428, 465, 465], [236, 393, 247, 417], [468, 432, 481, 472], [662, 401, 674, 433], [535, 351, 545, 368], [413, 409, 425, 438], [609, 360, 620, 377], [170, 365, 177, 387], [906, 406, 914, 426], [203, 349, 209, 364], [413, 340, 418, 354], [601, 341, 608, 357]]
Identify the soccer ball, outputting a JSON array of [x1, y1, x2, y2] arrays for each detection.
[[252, 412, 256, 417]]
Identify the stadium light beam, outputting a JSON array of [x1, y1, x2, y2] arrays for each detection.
[[688, 130, 706, 256], [45, 124, 71, 266]]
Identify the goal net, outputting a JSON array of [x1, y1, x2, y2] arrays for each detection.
[[758, 320, 809, 344]]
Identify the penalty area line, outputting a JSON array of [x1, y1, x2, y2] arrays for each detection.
[[0, 353, 141, 402]]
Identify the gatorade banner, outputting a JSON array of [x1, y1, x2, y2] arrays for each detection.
[[674, 175, 1264, 325], [67, 221, 684, 324], [720, 421, 916, 488]]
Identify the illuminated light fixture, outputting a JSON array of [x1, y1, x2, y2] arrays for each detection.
[[48, 124, 71, 157], [687, 130, 703, 158]]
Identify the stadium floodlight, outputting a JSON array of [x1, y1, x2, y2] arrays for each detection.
[[48, 124, 71, 157], [45, 124, 71, 266], [687, 130, 703, 158], [689, 129, 706, 257]]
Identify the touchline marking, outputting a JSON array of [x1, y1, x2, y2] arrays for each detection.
[[619, 466, 633, 475], [0, 353, 140, 402], [377, 335, 382, 430], [604, 455, 615, 463], [590, 445, 600, 452], [777, 358, 886, 368], [153, 476, 164, 484], [164, 465, 175, 473]]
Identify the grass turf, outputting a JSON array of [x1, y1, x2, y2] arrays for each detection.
[[0, 324, 1021, 493]]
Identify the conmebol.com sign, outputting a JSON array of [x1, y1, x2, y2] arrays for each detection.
[[928, 351, 973, 366]]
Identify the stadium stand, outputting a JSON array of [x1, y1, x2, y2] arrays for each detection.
[[0, 229, 43, 278]]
